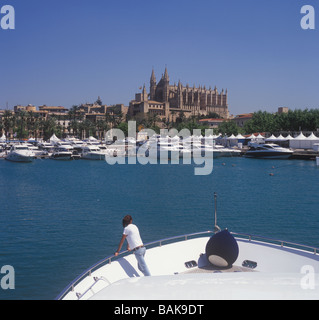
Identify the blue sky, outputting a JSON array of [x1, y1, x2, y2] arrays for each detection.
[[0, 0, 318, 115]]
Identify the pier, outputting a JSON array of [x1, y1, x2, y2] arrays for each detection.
[[290, 150, 319, 160]]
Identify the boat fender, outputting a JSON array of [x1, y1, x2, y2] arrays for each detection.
[[205, 229, 239, 268]]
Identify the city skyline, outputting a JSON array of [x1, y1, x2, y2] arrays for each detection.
[[0, 0, 318, 116]]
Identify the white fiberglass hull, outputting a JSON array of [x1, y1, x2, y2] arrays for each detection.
[[50, 153, 73, 160], [81, 153, 106, 160], [5, 152, 35, 162], [58, 232, 319, 300]]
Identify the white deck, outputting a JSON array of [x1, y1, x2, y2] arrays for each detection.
[[61, 235, 319, 300]]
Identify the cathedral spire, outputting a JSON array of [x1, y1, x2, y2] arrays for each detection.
[[151, 68, 156, 83], [164, 67, 169, 82]]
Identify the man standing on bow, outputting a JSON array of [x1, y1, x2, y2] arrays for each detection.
[[114, 215, 151, 276]]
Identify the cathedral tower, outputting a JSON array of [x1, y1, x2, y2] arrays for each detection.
[[150, 69, 156, 101]]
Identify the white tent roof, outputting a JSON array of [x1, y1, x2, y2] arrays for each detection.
[[294, 132, 307, 140], [256, 134, 265, 139], [265, 134, 277, 141], [286, 134, 294, 140], [276, 134, 287, 141], [247, 134, 256, 139], [227, 134, 237, 139], [235, 134, 245, 139], [307, 133, 319, 140], [50, 134, 60, 142]]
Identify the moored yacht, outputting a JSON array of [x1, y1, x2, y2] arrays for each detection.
[[5, 144, 36, 162], [50, 147, 73, 160], [245, 143, 293, 159], [25, 142, 48, 157], [81, 145, 106, 160], [213, 145, 242, 158], [56, 194, 319, 300]]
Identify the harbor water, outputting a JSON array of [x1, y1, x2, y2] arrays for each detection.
[[0, 156, 319, 300]]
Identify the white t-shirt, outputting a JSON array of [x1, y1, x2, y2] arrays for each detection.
[[123, 224, 143, 250]]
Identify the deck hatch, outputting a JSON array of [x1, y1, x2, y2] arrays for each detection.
[[185, 260, 198, 269], [242, 260, 257, 269]]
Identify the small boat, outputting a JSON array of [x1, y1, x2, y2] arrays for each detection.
[[56, 194, 319, 300], [5, 144, 35, 162], [245, 143, 293, 159], [50, 147, 73, 160]]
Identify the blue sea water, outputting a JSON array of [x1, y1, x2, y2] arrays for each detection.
[[0, 156, 318, 300]]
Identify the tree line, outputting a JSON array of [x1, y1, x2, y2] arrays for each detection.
[[2, 107, 318, 140], [217, 109, 319, 136]]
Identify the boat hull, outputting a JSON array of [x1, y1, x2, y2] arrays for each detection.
[[57, 231, 319, 300], [81, 153, 106, 160], [50, 153, 73, 160], [5, 152, 34, 162], [245, 151, 293, 159]]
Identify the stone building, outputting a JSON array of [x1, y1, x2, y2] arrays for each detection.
[[129, 68, 229, 120]]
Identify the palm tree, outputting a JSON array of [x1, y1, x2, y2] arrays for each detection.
[[96, 120, 109, 140], [16, 110, 29, 140], [3, 110, 13, 139], [43, 117, 58, 141]]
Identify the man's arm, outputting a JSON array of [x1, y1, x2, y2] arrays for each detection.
[[114, 234, 127, 256]]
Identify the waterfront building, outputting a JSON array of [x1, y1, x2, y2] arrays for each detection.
[[38, 105, 69, 115], [278, 107, 289, 114], [129, 68, 230, 120], [233, 113, 254, 128], [198, 118, 229, 129]]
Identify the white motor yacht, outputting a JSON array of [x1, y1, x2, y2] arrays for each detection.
[[38, 142, 55, 154], [50, 147, 73, 160], [68, 138, 85, 151], [213, 145, 242, 158], [56, 141, 74, 151], [56, 194, 319, 300], [144, 141, 183, 160], [245, 143, 293, 159], [24, 143, 48, 157], [184, 143, 215, 158], [81, 145, 106, 160], [5, 144, 35, 162]]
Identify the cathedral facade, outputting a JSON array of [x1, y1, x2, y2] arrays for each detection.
[[129, 68, 230, 120]]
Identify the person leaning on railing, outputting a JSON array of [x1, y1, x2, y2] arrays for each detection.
[[115, 215, 151, 276]]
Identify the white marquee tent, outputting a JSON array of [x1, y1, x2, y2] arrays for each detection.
[[289, 132, 319, 149], [49, 134, 60, 144], [0, 133, 6, 142]]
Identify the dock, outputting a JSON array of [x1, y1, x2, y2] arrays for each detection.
[[290, 150, 319, 160]]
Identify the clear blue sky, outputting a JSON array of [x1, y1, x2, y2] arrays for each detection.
[[0, 0, 318, 115]]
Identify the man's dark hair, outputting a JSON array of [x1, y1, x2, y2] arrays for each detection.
[[122, 215, 132, 228]]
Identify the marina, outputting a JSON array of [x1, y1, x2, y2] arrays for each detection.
[[0, 152, 319, 300], [1, 0, 319, 303]]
